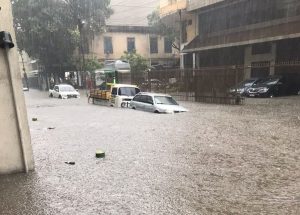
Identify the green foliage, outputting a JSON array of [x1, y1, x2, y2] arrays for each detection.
[[84, 58, 103, 72], [147, 9, 179, 42], [121, 50, 149, 74], [12, 0, 112, 71]]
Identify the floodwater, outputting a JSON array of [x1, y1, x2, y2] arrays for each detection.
[[0, 90, 299, 215]]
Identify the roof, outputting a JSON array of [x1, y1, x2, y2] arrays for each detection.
[[107, 0, 160, 26]]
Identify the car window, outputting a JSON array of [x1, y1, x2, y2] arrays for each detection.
[[54, 86, 59, 91], [118, 87, 140, 96], [59, 85, 75, 92], [154, 96, 178, 105], [145, 96, 153, 104], [139, 95, 148, 103], [111, 88, 117, 95], [135, 88, 141, 94], [133, 95, 141, 102]]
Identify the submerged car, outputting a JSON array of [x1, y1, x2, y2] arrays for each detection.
[[130, 92, 188, 113], [246, 76, 286, 98], [229, 78, 262, 96], [49, 84, 80, 99]]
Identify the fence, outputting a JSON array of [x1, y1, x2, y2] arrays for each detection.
[[138, 66, 244, 105], [137, 61, 300, 105]]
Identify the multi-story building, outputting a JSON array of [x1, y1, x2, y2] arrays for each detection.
[[88, 0, 180, 68], [89, 25, 178, 67], [160, 0, 197, 68], [161, 0, 300, 80]]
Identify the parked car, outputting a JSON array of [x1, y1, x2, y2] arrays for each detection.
[[229, 78, 262, 96], [246, 76, 287, 98], [130, 92, 188, 113], [49, 84, 80, 99]]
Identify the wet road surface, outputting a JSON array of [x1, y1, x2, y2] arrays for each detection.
[[0, 90, 299, 214]]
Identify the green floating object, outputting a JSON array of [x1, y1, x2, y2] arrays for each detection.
[[96, 149, 105, 158], [32, 118, 38, 121]]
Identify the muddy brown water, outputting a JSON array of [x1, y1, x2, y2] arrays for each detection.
[[0, 90, 299, 214]]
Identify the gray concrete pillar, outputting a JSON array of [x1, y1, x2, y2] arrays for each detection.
[[192, 53, 196, 69], [0, 0, 34, 174], [270, 43, 277, 76]]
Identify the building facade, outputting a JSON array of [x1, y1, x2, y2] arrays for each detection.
[[89, 25, 179, 68], [161, 0, 300, 81]]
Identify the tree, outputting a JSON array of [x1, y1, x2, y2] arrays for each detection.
[[147, 9, 180, 50], [121, 50, 149, 84], [84, 58, 103, 72], [12, 0, 112, 73]]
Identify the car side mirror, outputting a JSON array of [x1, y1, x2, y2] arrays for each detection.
[[76, 89, 78, 92]]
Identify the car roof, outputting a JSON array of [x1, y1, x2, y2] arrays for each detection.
[[136, 92, 171, 97]]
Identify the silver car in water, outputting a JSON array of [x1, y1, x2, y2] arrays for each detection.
[[130, 92, 188, 113]]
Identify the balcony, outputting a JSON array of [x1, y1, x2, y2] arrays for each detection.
[[187, 0, 225, 11], [160, 0, 187, 17]]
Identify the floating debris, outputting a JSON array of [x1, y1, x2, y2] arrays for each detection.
[[96, 149, 105, 158]]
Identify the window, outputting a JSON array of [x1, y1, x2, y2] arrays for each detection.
[[104, 37, 113, 54], [150, 37, 158, 54], [139, 95, 148, 103], [164, 38, 172, 53], [154, 96, 178, 105], [133, 95, 141, 101], [145, 96, 153, 104], [127, 37, 135, 53], [118, 87, 140, 96], [111, 88, 118, 95]]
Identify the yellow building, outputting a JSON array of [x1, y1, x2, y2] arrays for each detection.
[[89, 25, 179, 68]]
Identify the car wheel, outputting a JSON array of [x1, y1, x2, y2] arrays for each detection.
[[49, 93, 53, 98], [58, 95, 62, 99], [154, 110, 160, 114], [269, 93, 274, 98], [132, 106, 136, 110]]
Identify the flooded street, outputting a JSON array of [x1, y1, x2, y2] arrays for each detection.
[[0, 90, 299, 215]]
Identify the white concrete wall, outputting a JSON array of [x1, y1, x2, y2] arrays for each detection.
[[0, 0, 34, 174]]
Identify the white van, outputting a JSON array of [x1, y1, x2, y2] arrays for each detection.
[[110, 84, 140, 108]]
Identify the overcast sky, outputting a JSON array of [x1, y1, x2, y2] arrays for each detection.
[[107, 0, 160, 26]]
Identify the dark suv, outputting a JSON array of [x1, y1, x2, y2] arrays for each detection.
[[246, 76, 287, 98], [229, 78, 262, 96]]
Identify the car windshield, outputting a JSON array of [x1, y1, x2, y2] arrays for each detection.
[[262, 78, 280, 85], [59, 85, 75, 92], [154, 96, 178, 105], [239, 79, 257, 87], [118, 87, 140, 96]]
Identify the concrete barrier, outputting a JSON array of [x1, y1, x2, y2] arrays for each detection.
[[0, 0, 34, 174]]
